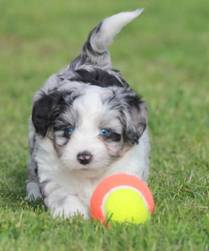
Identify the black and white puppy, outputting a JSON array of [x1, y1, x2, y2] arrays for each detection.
[[26, 9, 150, 218]]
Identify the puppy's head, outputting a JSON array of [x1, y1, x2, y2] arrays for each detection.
[[32, 84, 147, 176]]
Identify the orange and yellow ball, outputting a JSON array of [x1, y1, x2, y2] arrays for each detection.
[[90, 174, 155, 224]]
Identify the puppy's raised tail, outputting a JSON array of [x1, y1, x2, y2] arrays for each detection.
[[70, 9, 144, 70]]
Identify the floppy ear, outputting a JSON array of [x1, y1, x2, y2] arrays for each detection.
[[32, 92, 66, 137], [122, 91, 148, 144]]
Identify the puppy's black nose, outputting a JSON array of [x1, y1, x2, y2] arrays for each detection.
[[77, 151, 93, 165]]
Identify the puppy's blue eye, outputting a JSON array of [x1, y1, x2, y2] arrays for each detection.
[[64, 127, 75, 136], [99, 128, 112, 137]]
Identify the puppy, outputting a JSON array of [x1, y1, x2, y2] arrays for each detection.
[[26, 9, 150, 219]]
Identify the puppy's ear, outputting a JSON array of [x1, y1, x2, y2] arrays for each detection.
[[32, 92, 66, 137], [115, 89, 147, 144], [125, 95, 147, 144]]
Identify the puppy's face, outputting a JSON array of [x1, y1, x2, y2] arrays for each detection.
[[32, 84, 147, 176]]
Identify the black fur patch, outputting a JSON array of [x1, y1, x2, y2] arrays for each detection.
[[104, 88, 147, 145], [34, 165, 38, 175], [108, 132, 121, 142], [125, 94, 144, 108], [125, 94, 147, 144], [71, 69, 128, 88], [32, 92, 66, 136], [32, 91, 77, 136]]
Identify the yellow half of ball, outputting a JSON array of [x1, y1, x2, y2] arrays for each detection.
[[103, 187, 150, 224]]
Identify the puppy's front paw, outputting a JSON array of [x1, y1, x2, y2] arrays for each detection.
[[46, 194, 89, 219], [52, 205, 89, 219]]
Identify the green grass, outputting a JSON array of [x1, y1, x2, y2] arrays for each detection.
[[0, 0, 209, 250]]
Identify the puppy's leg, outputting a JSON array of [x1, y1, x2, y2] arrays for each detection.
[[43, 181, 89, 219], [26, 121, 42, 201], [26, 158, 42, 201]]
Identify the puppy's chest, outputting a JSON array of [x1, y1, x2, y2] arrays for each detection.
[[53, 170, 99, 205]]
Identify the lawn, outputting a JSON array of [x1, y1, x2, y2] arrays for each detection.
[[0, 0, 209, 250]]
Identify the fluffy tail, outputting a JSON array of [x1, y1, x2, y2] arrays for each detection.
[[70, 9, 144, 70]]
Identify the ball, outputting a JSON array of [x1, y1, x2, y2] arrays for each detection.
[[90, 174, 155, 224]]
